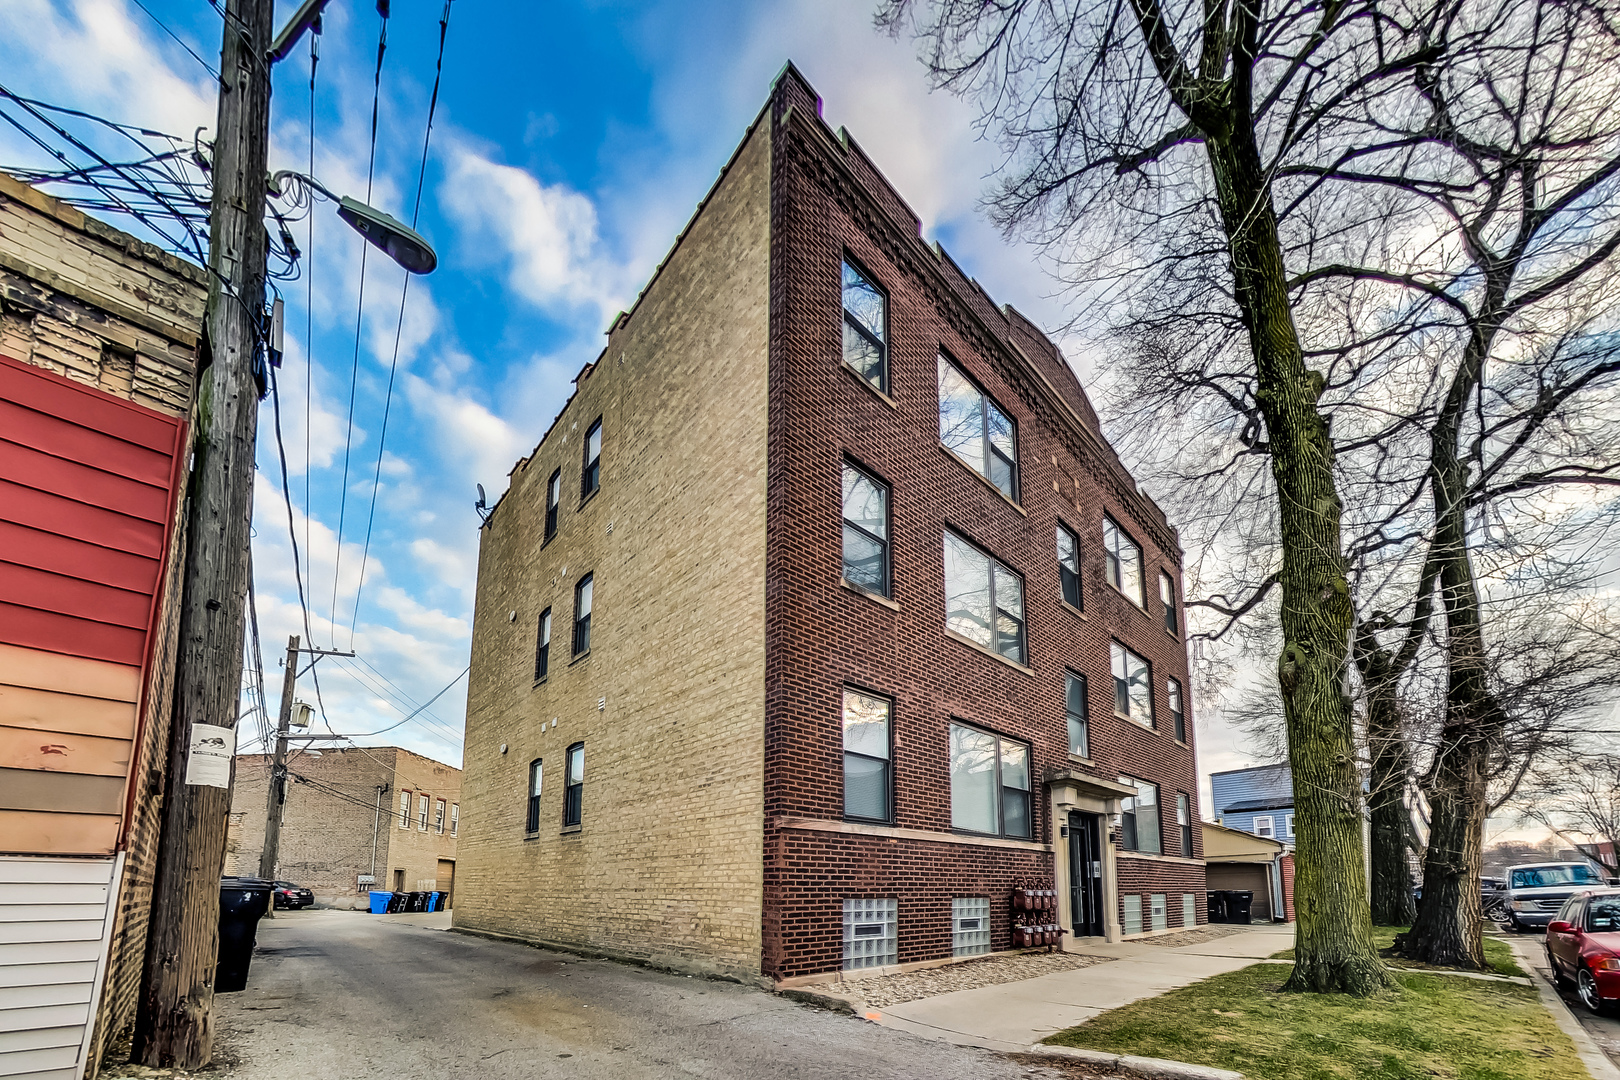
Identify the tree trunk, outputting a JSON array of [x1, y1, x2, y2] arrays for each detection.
[[1360, 639, 1417, 926], [1203, 121, 1392, 995]]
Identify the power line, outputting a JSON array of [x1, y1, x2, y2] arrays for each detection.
[[328, 656, 463, 745], [304, 31, 318, 638], [127, 0, 221, 80], [346, 665, 469, 739], [349, 0, 456, 643]]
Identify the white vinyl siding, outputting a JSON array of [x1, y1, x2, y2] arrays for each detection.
[[0, 855, 119, 1080]]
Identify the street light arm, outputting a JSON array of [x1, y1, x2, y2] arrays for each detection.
[[267, 170, 437, 275], [268, 0, 332, 63]]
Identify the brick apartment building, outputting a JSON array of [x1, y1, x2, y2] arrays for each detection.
[[456, 65, 1203, 985], [229, 747, 461, 908]]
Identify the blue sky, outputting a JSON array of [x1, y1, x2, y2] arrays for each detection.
[[0, 0, 1264, 804]]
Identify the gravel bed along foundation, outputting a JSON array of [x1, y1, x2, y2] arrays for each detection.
[[1130, 926, 1249, 949], [857, 951, 1114, 1009]]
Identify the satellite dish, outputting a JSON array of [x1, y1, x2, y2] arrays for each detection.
[[475, 483, 490, 522]]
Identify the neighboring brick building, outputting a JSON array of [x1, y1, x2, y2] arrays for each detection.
[[228, 747, 461, 908], [0, 171, 202, 1078], [456, 65, 1204, 986]]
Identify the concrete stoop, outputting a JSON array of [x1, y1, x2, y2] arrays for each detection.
[[1025, 1044, 1243, 1080]]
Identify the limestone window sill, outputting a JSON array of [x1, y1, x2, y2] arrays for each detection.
[[842, 362, 899, 409], [841, 578, 899, 611], [1061, 600, 1087, 620], [944, 627, 1035, 677], [560, 824, 582, 836], [938, 444, 1027, 517]]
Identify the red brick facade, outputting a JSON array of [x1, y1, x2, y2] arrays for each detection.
[[761, 69, 1204, 979]]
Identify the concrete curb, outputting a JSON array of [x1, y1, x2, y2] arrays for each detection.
[[1506, 936, 1620, 1080], [1025, 1044, 1243, 1080], [778, 987, 861, 1015]]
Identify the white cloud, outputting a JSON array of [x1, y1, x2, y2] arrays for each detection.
[[403, 373, 530, 499]]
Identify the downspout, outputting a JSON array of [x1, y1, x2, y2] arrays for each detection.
[[370, 783, 388, 881]]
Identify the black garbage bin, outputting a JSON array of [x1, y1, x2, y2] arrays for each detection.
[[1227, 890, 1255, 925], [216, 877, 273, 993], [387, 891, 408, 913], [1206, 890, 1228, 924]]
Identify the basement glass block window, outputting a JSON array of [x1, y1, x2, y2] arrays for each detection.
[[953, 897, 991, 957], [1123, 894, 1143, 936], [943, 531, 1025, 664], [841, 462, 890, 596], [843, 688, 892, 822], [1151, 894, 1168, 932], [1103, 516, 1144, 606], [1066, 671, 1090, 759], [842, 260, 888, 393], [1111, 640, 1154, 727], [938, 354, 1018, 499], [843, 897, 898, 970], [1182, 893, 1198, 929], [1057, 523, 1082, 608], [949, 722, 1032, 839]]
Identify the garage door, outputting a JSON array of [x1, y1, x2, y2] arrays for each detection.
[[1207, 863, 1272, 921]]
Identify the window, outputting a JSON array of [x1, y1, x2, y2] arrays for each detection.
[[949, 722, 1032, 838], [841, 462, 890, 596], [1103, 517, 1144, 606], [1254, 815, 1275, 839], [1168, 676, 1186, 742], [563, 743, 583, 828], [535, 608, 552, 681], [1177, 793, 1193, 858], [1589, 898, 1620, 932], [417, 794, 430, 832], [1284, 813, 1295, 837], [434, 799, 446, 834], [1057, 523, 1082, 608], [1182, 893, 1198, 929], [843, 897, 897, 969], [1111, 641, 1154, 727], [841, 259, 888, 393], [1120, 776, 1160, 853], [943, 531, 1025, 664], [843, 688, 891, 822], [399, 790, 412, 829], [573, 574, 593, 656], [1065, 671, 1090, 759], [953, 897, 991, 957], [450, 803, 459, 837], [937, 354, 1018, 499], [1151, 893, 1168, 932], [545, 468, 561, 540], [581, 418, 602, 498], [1123, 894, 1143, 935], [525, 760, 543, 834], [1160, 571, 1178, 634]]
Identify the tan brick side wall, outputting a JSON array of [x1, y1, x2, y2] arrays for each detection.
[[227, 748, 459, 907], [456, 119, 772, 981]]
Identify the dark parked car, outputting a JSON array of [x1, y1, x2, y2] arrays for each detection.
[[1546, 889, 1620, 1015], [272, 881, 314, 909], [1499, 862, 1610, 932]]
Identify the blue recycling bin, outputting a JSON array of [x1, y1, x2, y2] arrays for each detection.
[[369, 890, 390, 914]]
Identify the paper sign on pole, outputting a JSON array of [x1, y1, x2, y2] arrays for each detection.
[[185, 723, 235, 788]]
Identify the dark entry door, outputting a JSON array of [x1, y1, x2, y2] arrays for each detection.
[[1070, 811, 1105, 937]]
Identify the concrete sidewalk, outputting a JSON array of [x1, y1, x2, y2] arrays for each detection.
[[876, 923, 1296, 1051]]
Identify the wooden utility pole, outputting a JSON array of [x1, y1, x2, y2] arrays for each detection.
[[258, 636, 300, 884], [135, 0, 275, 1067]]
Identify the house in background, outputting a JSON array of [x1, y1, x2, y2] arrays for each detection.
[[1210, 763, 1296, 845], [227, 747, 460, 908], [0, 171, 203, 1079], [456, 64, 1204, 987], [1202, 820, 1292, 922]]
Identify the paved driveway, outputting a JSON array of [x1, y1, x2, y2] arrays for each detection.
[[207, 909, 1058, 1080]]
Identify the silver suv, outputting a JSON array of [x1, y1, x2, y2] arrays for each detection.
[[1497, 862, 1612, 932]]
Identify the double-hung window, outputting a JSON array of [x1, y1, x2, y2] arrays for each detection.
[[434, 799, 446, 834], [545, 468, 561, 540], [1065, 671, 1090, 759], [1160, 571, 1178, 633], [581, 418, 602, 499], [949, 722, 1031, 838], [399, 790, 412, 829], [573, 574, 593, 656], [417, 794, 430, 832], [943, 531, 1025, 664], [450, 803, 459, 837], [1177, 793, 1193, 857], [842, 688, 892, 822], [1103, 516, 1144, 605], [535, 608, 552, 681], [1254, 815, 1275, 839], [1057, 523, 1082, 608], [1120, 776, 1160, 853], [1167, 676, 1186, 742], [841, 462, 890, 596], [841, 259, 888, 393], [937, 355, 1018, 499], [563, 743, 584, 827], [1111, 641, 1154, 727], [525, 760, 542, 834], [1285, 813, 1295, 838]]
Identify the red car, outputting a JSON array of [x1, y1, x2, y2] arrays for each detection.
[[1546, 888, 1620, 1015]]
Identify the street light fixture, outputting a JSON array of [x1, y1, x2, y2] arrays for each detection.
[[268, 170, 437, 274]]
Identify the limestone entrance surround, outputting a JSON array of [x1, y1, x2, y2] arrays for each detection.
[[1046, 768, 1139, 946]]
